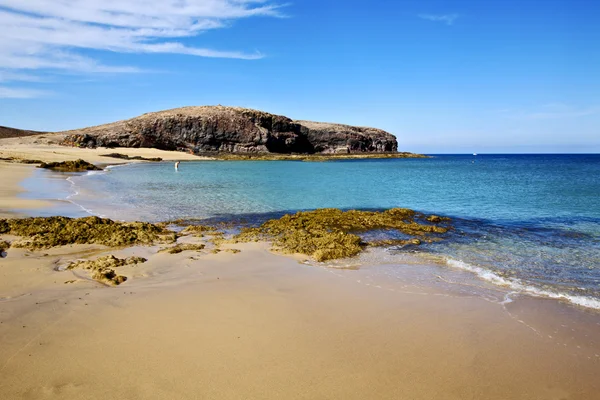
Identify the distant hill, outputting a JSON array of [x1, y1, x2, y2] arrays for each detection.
[[0, 126, 46, 139], [59, 106, 399, 155]]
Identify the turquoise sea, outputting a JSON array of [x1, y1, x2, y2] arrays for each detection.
[[23, 154, 600, 309]]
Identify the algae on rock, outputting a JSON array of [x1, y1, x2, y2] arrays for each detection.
[[233, 208, 450, 262], [38, 159, 101, 172], [0, 240, 9, 257], [66, 255, 147, 285], [181, 225, 217, 235], [159, 243, 205, 254], [0, 216, 175, 249]]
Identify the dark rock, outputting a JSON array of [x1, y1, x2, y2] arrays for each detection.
[[38, 159, 101, 172], [101, 153, 162, 162], [60, 106, 398, 155], [0, 216, 175, 249]]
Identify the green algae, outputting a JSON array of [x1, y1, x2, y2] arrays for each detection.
[[66, 255, 147, 285], [38, 159, 101, 171], [0, 216, 175, 250], [233, 208, 450, 262]]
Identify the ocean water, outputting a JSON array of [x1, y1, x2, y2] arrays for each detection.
[[35, 154, 600, 309]]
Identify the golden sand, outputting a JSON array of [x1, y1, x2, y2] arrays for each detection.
[[0, 240, 599, 399], [0, 163, 54, 218]]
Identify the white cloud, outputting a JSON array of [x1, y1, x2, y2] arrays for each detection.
[[0, 0, 282, 81], [0, 86, 50, 98], [419, 14, 460, 25], [0, 71, 47, 82]]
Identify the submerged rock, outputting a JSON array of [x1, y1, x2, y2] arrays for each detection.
[[38, 159, 101, 172], [233, 208, 450, 262], [181, 225, 217, 234], [426, 215, 450, 223], [0, 216, 175, 249]]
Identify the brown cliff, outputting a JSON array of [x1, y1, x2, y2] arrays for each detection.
[[60, 106, 398, 155]]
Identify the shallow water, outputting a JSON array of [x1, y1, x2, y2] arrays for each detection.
[[22, 154, 600, 309]]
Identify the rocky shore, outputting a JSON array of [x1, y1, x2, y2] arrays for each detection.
[[0, 208, 450, 282]]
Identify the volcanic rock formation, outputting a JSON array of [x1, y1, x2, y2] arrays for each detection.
[[60, 106, 398, 154]]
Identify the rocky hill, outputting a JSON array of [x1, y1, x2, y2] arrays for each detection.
[[0, 126, 46, 139], [60, 106, 398, 154]]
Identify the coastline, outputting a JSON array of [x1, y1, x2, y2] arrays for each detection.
[[1, 147, 599, 398], [0, 162, 55, 218]]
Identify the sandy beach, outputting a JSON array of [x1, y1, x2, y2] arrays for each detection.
[[0, 133, 206, 164], [1, 144, 600, 399]]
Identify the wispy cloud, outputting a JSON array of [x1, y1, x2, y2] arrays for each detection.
[[0, 71, 47, 83], [0, 87, 51, 99], [518, 104, 600, 120], [419, 14, 460, 25], [0, 0, 283, 97]]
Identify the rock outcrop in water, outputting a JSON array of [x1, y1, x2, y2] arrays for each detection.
[[60, 106, 399, 155], [231, 208, 451, 262], [38, 159, 101, 172]]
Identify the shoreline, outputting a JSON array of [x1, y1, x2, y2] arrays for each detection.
[[0, 162, 55, 218], [4, 157, 600, 312], [1, 147, 599, 398]]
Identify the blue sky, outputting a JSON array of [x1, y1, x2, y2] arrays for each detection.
[[0, 0, 598, 153]]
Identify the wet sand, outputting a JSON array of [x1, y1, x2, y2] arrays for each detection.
[[0, 163, 55, 218], [1, 141, 599, 399]]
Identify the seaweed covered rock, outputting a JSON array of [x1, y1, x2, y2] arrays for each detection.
[[211, 248, 241, 254], [159, 243, 205, 254], [426, 215, 450, 223], [367, 238, 422, 247], [234, 208, 450, 261], [38, 159, 101, 172], [0, 216, 175, 249], [0, 240, 9, 257], [181, 225, 217, 235], [66, 255, 147, 285]]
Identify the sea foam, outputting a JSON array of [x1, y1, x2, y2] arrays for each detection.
[[446, 258, 600, 310]]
